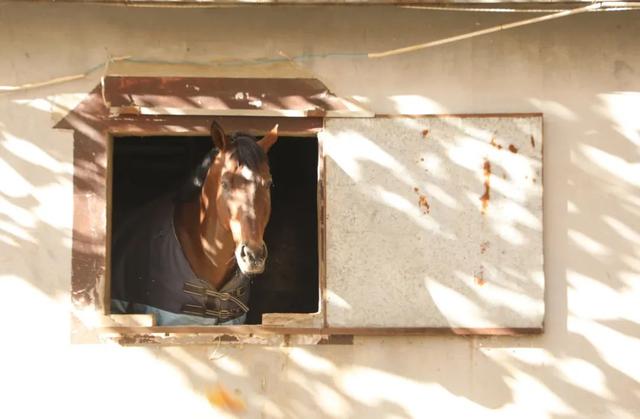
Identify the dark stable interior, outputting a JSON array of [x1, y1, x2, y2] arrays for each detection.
[[111, 135, 319, 325]]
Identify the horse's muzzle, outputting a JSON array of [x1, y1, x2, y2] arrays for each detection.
[[235, 242, 268, 275]]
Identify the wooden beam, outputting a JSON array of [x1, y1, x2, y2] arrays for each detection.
[[111, 106, 373, 118], [4, 0, 606, 5]]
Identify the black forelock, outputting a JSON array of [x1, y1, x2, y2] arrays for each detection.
[[228, 133, 267, 171]]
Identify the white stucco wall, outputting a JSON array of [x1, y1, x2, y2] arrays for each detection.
[[0, 4, 638, 418]]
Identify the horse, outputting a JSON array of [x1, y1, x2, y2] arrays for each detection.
[[110, 121, 278, 326]]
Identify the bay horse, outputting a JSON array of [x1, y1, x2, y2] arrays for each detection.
[[111, 121, 278, 325]]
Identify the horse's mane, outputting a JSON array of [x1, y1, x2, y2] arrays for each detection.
[[175, 133, 267, 202]]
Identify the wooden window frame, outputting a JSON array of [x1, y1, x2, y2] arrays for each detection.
[[105, 121, 328, 340], [56, 79, 541, 345]]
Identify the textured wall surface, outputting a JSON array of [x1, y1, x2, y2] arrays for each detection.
[[0, 4, 638, 419], [323, 117, 543, 328]]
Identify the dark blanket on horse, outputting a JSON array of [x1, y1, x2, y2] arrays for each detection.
[[111, 194, 250, 325]]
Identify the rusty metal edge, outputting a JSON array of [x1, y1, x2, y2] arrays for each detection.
[[374, 112, 544, 118], [101, 326, 543, 335], [99, 326, 543, 346]]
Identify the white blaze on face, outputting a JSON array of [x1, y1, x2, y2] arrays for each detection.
[[239, 166, 255, 181], [230, 165, 266, 274], [239, 166, 258, 219]]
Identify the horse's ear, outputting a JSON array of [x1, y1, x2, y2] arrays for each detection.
[[211, 120, 228, 150], [257, 124, 278, 153]]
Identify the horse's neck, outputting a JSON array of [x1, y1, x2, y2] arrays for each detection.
[[174, 199, 236, 290]]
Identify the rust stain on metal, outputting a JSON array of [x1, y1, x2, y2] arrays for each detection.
[[480, 241, 490, 254], [474, 267, 486, 286], [418, 195, 430, 214], [508, 144, 519, 153], [490, 137, 503, 150], [475, 275, 486, 286], [413, 187, 430, 214], [530, 135, 536, 148], [422, 129, 430, 138], [480, 160, 491, 214]]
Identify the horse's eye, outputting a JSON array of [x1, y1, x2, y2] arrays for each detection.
[[221, 180, 231, 191]]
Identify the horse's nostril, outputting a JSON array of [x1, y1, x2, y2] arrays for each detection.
[[238, 243, 267, 265], [243, 245, 257, 261]]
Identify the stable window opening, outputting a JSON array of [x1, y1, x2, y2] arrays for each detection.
[[110, 134, 319, 326]]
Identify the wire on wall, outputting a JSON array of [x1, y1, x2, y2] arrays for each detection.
[[369, 1, 605, 58], [1, 1, 639, 94]]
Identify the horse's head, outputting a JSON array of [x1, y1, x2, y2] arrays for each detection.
[[207, 121, 278, 275]]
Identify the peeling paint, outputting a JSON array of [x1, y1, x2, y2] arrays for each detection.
[[109, 333, 291, 346], [480, 241, 490, 254], [422, 129, 429, 138], [530, 135, 536, 148], [490, 137, 503, 150], [508, 144, 519, 153]]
